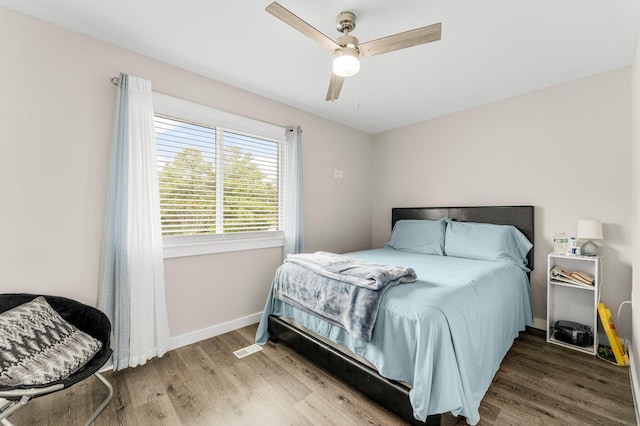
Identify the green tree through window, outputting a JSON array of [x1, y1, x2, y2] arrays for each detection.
[[155, 115, 282, 237], [159, 147, 216, 235], [223, 145, 279, 233]]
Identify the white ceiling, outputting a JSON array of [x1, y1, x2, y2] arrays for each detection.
[[3, 0, 640, 134]]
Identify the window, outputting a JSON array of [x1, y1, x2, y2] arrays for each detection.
[[153, 93, 287, 258]]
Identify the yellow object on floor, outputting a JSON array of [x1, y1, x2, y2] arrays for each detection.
[[598, 302, 629, 366]]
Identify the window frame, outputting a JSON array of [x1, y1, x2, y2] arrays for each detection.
[[153, 92, 286, 258]]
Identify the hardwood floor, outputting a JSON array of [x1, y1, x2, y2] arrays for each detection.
[[8, 325, 636, 425]]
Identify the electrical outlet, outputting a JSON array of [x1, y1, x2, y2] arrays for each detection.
[[333, 169, 344, 179]]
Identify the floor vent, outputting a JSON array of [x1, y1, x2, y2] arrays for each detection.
[[233, 343, 263, 359]]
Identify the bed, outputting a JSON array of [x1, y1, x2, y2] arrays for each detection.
[[255, 206, 534, 425]]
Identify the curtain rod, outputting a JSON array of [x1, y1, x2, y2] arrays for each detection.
[[110, 76, 298, 133]]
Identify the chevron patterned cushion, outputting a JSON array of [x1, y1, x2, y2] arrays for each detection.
[[0, 296, 102, 386]]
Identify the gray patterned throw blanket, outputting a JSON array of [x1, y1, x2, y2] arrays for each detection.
[[274, 251, 417, 341]]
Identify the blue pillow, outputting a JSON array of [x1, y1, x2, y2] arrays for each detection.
[[385, 219, 446, 255], [444, 220, 532, 270]]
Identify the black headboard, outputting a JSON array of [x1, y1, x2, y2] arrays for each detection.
[[392, 206, 535, 270]]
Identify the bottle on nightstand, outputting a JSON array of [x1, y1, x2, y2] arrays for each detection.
[[553, 233, 568, 255]]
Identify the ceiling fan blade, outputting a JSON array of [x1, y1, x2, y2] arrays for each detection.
[[266, 2, 339, 51], [359, 22, 442, 59], [326, 73, 345, 101]]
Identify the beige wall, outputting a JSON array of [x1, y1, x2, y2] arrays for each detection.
[[631, 31, 640, 392], [372, 68, 633, 330], [0, 7, 373, 338]]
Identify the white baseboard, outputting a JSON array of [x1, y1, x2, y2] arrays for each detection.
[[628, 346, 640, 425], [531, 317, 547, 332], [168, 312, 263, 351]]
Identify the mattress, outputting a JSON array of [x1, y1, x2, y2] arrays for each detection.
[[256, 247, 533, 424]]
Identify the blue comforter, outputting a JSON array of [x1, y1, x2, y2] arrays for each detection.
[[255, 248, 533, 425], [275, 251, 416, 340]]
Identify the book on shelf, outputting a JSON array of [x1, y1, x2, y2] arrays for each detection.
[[550, 265, 594, 286]]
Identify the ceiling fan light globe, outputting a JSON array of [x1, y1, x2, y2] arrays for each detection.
[[333, 48, 360, 77]]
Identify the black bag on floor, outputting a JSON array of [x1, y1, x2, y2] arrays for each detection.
[[551, 320, 594, 347]]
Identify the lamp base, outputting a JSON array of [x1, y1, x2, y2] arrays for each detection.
[[581, 239, 599, 256]]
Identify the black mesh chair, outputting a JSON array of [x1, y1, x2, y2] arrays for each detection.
[[0, 294, 113, 426]]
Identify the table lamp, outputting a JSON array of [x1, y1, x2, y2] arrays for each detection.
[[577, 219, 603, 256]]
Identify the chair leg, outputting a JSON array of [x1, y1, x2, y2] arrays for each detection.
[[1, 418, 16, 426], [0, 373, 113, 426], [82, 372, 113, 426], [0, 396, 29, 426]]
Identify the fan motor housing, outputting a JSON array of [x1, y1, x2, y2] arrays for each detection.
[[337, 34, 359, 49], [336, 11, 356, 33]]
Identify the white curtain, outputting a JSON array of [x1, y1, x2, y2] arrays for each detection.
[[284, 126, 305, 257], [98, 73, 171, 370]]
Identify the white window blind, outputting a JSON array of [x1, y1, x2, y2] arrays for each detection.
[[221, 130, 281, 233], [152, 93, 286, 257], [156, 115, 217, 236]]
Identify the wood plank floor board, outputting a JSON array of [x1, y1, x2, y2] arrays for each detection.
[[174, 343, 236, 404], [241, 345, 315, 405], [488, 374, 621, 425], [509, 342, 629, 392], [497, 356, 632, 418], [293, 390, 398, 426], [467, 332, 635, 426], [127, 396, 183, 425], [474, 399, 500, 425], [121, 361, 184, 425], [242, 337, 405, 425], [152, 349, 214, 425], [223, 380, 309, 425], [503, 340, 631, 401], [92, 368, 137, 426], [514, 336, 634, 407], [480, 376, 563, 425], [206, 352, 259, 402], [295, 377, 402, 426], [264, 348, 351, 396], [7, 326, 636, 425], [483, 375, 617, 426], [258, 341, 406, 425], [491, 405, 551, 426], [257, 341, 345, 394], [192, 331, 319, 425], [292, 395, 351, 425], [196, 335, 244, 368], [194, 336, 270, 405]]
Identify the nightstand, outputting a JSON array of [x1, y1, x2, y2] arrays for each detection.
[[546, 253, 601, 355]]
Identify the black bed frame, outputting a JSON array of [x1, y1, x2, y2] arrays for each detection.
[[268, 205, 534, 425]]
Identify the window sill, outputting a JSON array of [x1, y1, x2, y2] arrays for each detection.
[[163, 232, 284, 258]]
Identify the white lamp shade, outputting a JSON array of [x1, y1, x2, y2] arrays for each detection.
[[577, 219, 603, 240], [333, 47, 360, 77]]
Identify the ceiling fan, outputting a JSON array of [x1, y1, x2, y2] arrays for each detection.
[[265, 2, 442, 101]]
